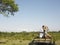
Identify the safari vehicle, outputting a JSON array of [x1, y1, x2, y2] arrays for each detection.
[[29, 35, 55, 45], [29, 31, 55, 45], [29, 25, 55, 45], [29, 38, 55, 45]]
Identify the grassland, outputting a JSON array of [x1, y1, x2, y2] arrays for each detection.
[[0, 32, 60, 45]]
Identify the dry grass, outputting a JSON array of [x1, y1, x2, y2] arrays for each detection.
[[0, 32, 60, 45], [0, 39, 60, 45]]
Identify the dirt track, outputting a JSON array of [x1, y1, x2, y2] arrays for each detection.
[[56, 40, 60, 45]]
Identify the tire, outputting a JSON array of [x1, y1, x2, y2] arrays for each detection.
[[50, 41, 55, 45], [53, 41, 55, 45], [29, 43, 33, 45], [29, 42, 36, 45]]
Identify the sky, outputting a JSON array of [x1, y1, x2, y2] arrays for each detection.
[[0, 0, 60, 32]]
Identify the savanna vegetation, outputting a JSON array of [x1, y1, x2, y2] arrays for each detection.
[[0, 31, 60, 45]]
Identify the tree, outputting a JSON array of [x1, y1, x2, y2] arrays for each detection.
[[0, 0, 18, 16]]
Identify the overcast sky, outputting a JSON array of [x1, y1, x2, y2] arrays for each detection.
[[0, 0, 60, 32]]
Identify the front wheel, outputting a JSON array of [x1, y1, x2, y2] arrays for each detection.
[[53, 41, 55, 45]]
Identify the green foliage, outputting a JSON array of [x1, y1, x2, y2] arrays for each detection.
[[0, 32, 60, 40], [49, 32, 60, 40], [0, 32, 60, 45], [0, 0, 18, 16]]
